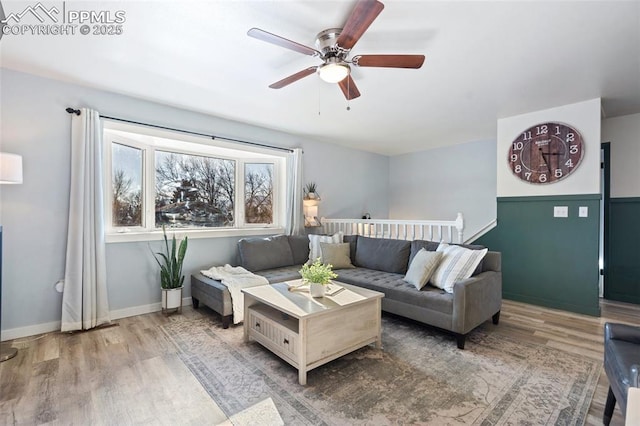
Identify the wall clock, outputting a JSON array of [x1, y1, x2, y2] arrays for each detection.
[[508, 122, 584, 184]]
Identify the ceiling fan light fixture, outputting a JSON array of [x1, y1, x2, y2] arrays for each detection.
[[318, 60, 350, 83]]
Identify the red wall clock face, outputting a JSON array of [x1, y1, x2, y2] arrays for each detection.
[[508, 122, 584, 184]]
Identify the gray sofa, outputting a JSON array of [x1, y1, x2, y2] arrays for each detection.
[[191, 234, 502, 349]]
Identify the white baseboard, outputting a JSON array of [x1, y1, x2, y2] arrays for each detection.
[[2, 297, 192, 342], [2, 320, 61, 342]]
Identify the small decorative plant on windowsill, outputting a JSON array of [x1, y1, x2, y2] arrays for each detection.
[[299, 258, 337, 297], [151, 225, 188, 313]]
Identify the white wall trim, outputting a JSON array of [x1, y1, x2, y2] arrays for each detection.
[[2, 297, 192, 342], [465, 219, 498, 243], [2, 320, 61, 342]]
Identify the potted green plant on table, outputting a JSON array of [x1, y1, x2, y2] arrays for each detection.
[[299, 258, 337, 297], [152, 225, 188, 313]]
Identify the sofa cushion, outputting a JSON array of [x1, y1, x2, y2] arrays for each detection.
[[404, 249, 443, 290], [308, 232, 343, 264], [409, 239, 486, 276], [336, 268, 453, 314], [354, 236, 411, 274], [288, 235, 311, 265], [255, 265, 302, 283], [238, 235, 294, 272], [320, 242, 355, 269], [431, 243, 488, 293]]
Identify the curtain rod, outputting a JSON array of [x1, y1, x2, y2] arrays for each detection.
[[65, 107, 294, 153]]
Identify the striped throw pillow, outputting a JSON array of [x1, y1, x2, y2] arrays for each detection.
[[307, 232, 344, 264], [430, 243, 488, 293]]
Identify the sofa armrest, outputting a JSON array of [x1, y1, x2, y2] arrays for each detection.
[[451, 270, 502, 334], [605, 322, 640, 344], [482, 251, 501, 273]]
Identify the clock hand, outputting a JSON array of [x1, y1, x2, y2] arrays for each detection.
[[539, 148, 551, 171]]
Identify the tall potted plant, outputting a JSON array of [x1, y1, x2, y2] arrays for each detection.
[[152, 225, 188, 312]]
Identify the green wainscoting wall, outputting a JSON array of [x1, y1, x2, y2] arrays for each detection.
[[476, 195, 601, 316], [605, 197, 640, 304]]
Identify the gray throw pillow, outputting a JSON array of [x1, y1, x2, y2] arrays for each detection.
[[404, 249, 443, 290], [319, 242, 355, 269]]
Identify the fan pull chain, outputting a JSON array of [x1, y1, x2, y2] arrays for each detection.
[[346, 77, 351, 111], [318, 78, 321, 116]]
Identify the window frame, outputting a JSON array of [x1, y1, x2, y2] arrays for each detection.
[[103, 121, 287, 243]]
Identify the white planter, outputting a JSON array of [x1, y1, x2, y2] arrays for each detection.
[[309, 282, 325, 298], [162, 287, 183, 313]]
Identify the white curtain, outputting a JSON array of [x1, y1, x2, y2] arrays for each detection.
[[61, 108, 110, 332], [285, 148, 304, 235]]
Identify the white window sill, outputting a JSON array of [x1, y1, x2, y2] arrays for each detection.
[[105, 227, 286, 243]]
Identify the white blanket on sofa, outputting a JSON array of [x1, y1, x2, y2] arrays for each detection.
[[200, 264, 269, 324]]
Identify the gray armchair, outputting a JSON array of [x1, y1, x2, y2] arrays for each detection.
[[603, 322, 640, 425]]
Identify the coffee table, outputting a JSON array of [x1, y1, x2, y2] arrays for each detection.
[[242, 280, 384, 385]]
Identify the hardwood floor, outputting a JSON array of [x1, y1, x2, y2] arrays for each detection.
[[1, 298, 638, 425], [0, 308, 226, 425]]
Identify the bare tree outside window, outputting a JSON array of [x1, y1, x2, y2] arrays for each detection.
[[245, 163, 273, 224], [112, 143, 142, 226], [155, 151, 236, 228]]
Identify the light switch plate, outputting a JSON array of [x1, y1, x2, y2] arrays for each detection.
[[554, 206, 568, 218], [579, 206, 588, 217]]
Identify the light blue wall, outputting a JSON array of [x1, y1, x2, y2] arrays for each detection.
[[0, 69, 389, 333], [388, 139, 497, 239]]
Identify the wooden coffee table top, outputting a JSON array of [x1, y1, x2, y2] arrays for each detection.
[[241, 280, 384, 320]]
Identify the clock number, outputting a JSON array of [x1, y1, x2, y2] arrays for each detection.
[[515, 165, 521, 173], [522, 131, 532, 141], [525, 172, 532, 181], [566, 133, 575, 143], [536, 125, 548, 135], [569, 145, 578, 154], [555, 125, 562, 135], [555, 169, 563, 178], [510, 154, 518, 162], [565, 159, 574, 167], [512, 142, 523, 151], [539, 174, 547, 183]]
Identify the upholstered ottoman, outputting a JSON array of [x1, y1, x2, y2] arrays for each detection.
[[191, 273, 233, 328]]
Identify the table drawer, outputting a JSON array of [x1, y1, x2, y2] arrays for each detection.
[[249, 309, 298, 359]]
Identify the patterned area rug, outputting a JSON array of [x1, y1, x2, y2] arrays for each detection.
[[162, 315, 600, 425]]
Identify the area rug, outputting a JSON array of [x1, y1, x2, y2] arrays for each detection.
[[161, 315, 600, 425]]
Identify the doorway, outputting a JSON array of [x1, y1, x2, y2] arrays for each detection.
[[599, 142, 610, 298]]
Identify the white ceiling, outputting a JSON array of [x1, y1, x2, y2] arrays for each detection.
[[1, 1, 639, 155]]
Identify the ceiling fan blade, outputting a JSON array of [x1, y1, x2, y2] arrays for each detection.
[[353, 54, 425, 68], [336, 0, 385, 50], [269, 67, 318, 89], [248, 28, 320, 56], [338, 75, 361, 100]]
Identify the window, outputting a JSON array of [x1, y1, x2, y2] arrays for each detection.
[[104, 122, 286, 241]]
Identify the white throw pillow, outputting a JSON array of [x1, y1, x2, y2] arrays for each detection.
[[404, 249, 443, 290], [430, 243, 488, 293], [308, 232, 344, 264]]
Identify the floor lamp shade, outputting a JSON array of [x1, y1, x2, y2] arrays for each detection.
[[0, 153, 23, 184], [0, 152, 22, 362]]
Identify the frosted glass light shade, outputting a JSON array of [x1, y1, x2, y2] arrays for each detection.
[[0, 152, 23, 184], [318, 62, 350, 83]]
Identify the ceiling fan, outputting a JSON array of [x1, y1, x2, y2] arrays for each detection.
[[248, 0, 425, 100]]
